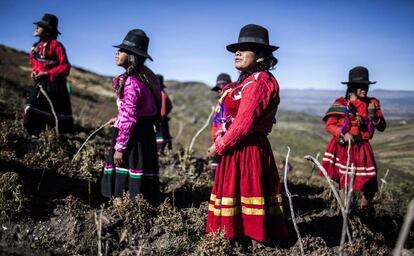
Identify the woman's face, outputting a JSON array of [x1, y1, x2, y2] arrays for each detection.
[[115, 49, 130, 68], [234, 48, 261, 72], [34, 25, 45, 37], [355, 84, 369, 99]]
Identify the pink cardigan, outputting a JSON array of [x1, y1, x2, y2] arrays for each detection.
[[113, 75, 158, 152]]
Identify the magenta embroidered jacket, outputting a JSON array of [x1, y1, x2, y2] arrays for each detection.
[[113, 75, 158, 152]]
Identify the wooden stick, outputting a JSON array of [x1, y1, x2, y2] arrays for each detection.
[[343, 139, 352, 207], [94, 209, 103, 256], [284, 147, 304, 256], [310, 152, 320, 176], [72, 120, 111, 162], [175, 121, 184, 141], [39, 85, 59, 136], [393, 198, 414, 256], [339, 163, 356, 255], [188, 106, 214, 151], [304, 155, 352, 241], [380, 169, 390, 192]]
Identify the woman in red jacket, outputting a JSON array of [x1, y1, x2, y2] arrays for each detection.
[[155, 74, 173, 154], [321, 66, 386, 209], [207, 24, 287, 244], [24, 13, 73, 136]]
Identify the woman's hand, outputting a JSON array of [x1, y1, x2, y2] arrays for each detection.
[[368, 102, 378, 120], [343, 132, 353, 143], [30, 71, 37, 81], [113, 151, 123, 166], [109, 117, 117, 127], [207, 144, 217, 158], [33, 71, 49, 81]]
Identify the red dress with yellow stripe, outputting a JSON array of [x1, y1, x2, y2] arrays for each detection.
[[320, 97, 386, 192], [206, 71, 287, 242]]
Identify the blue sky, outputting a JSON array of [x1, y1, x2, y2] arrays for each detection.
[[1, 0, 413, 90]]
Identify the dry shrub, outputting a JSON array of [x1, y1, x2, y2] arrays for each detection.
[[160, 146, 211, 193], [0, 118, 26, 148], [342, 216, 390, 256], [110, 194, 156, 232], [0, 172, 28, 218], [320, 188, 341, 212], [150, 199, 208, 254], [190, 230, 235, 256], [24, 128, 69, 170], [300, 236, 333, 255], [73, 144, 102, 182]]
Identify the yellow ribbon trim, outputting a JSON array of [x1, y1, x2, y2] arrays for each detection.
[[208, 204, 284, 216], [218, 88, 233, 103], [209, 194, 283, 206]]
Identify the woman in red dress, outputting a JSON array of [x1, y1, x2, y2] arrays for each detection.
[[25, 13, 73, 136], [207, 24, 287, 244], [321, 66, 386, 209]]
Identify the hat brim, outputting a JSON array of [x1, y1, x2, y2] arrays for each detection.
[[226, 42, 279, 53], [33, 22, 61, 35], [341, 81, 377, 85], [113, 44, 153, 61]]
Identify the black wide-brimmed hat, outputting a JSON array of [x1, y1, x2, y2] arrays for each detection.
[[113, 29, 153, 61], [33, 13, 61, 35], [211, 73, 231, 91], [226, 24, 279, 53], [341, 66, 376, 85], [157, 74, 166, 88]]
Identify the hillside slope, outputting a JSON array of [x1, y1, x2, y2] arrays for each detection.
[[0, 44, 413, 255]]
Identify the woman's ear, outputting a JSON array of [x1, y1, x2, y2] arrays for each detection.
[[256, 57, 264, 63]]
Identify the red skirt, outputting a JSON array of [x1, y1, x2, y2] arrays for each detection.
[[206, 133, 287, 242], [320, 137, 378, 193]]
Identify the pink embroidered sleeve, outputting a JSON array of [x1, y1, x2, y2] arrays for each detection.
[[114, 77, 142, 152], [215, 75, 272, 155]]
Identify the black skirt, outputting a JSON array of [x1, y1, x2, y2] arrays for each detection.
[[24, 78, 73, 135], [101, 117, 160, 204]]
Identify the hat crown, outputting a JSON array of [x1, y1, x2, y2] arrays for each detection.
[[35, 13, 60, 33], [226, 24, 278, 53], [216, 73, 231, 85], [238, 24, 270, 45], [341, 66, 376, 85], [122, 29, 149, 52], [41, 14, 58, 26], [348, 66, 369, 82]]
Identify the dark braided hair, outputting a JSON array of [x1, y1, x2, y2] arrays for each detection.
[[345, 84, 370, 100], [117, 53, 146, 98]]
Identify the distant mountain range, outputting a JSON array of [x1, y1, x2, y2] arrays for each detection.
[[279, 89, 414, 118], [1, 43, 412, 119]]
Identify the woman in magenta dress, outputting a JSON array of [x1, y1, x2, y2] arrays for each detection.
[[100, 29, 162, 205], [207, 24, 287, 244], [321, 66, 386, 209]]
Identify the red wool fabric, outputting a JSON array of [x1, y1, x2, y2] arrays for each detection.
[[30, 39, 70, 82], [207, 72, 287, 242], [320, 97, 386, 192]]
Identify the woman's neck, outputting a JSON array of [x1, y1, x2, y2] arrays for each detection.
[[349, 93, 358, 101], [39, 35, 51, 43]]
